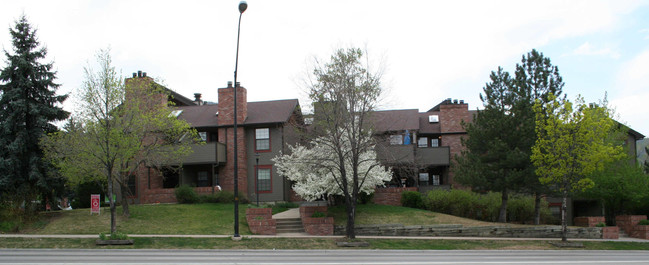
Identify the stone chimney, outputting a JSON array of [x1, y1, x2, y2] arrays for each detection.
[[217, 81, 247, 125]]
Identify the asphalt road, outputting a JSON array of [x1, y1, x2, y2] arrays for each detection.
[[1, 249, 649, 264]]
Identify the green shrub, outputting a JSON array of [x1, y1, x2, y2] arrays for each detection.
[[311, 211, 326, 218], [595, 222, 607, 227], [507, 195, 536, 223], [422, 189, 553, 224], [174, 185, 199, 204], [199, 194, 219, 203], [401, 191, 424, 209], [358, 192, 374, 204], [215, 191, 235, 203], [638, 219, 649, 225]]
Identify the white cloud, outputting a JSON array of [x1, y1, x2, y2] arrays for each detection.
[[572, 42, 621, 59], [611, 50, 649, 135], [641, 28, 649, 39]]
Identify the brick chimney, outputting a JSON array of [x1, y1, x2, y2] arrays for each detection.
[[125, 70, 166, 108], [217, 81, 247, 125], [216, 81, 248, 194]]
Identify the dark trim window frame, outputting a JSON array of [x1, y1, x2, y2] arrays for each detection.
[[255, 165, 272, 193], [255, 128, 271, 152], [127, 175, 137, 197]]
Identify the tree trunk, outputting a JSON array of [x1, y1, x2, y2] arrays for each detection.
[[345, 196, 357, 239], [534, 192, 541, 225], [561, 188, 568, 242], [498, 189, 508, 223], [120, 184, 130, 217], [107, 170, 116, 234]]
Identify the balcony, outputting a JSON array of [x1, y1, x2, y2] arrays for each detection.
[[181, 142, 226, 165], [375, 144, 414, 164], [415, 146, 450, 166]]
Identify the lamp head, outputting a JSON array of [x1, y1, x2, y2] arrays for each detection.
[[239, 1, 248, 13]]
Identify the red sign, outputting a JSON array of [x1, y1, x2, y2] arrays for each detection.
[[91, 194, 101, 215]]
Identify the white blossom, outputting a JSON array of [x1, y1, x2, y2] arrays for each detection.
[[273, 131, 392, 202]]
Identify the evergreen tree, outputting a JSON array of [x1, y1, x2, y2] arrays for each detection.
[[513, 49, 566, 225], [456, 49, 563, 224], [456, 67, 530, 222], [0, 15, 69, 211]]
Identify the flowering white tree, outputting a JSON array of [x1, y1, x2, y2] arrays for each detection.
[[274, 133, 391, 202]]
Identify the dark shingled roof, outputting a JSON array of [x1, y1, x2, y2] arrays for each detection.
[[174, 99, 299, 128], [418, 111, 441, 134], [176, 104, 219, 128], [370, 109, 420, 132], [245, 99, 299, 125]]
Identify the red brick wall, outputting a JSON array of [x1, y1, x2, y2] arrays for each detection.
[[438, 103, 470, 188], [216, 84, 249, 195], [217, 85, 247, 125], [140, 187, 222, 204], [631, 225, 649, 239], [602, 226, 619, 239], [300, 205, 333, 235], [372, 187, 417, 206], [246, 208, 276, 235], [439, 103, 471, 133], [217, 127, 248, 195], [615, 215, 647, 233], [302, 216, 334, 235], [574, 216, 606, 227]]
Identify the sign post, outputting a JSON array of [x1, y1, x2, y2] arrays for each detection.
[[90, 194, 101, 215]]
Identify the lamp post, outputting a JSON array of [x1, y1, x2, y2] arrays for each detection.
[[232, 0, 247, 238], [255, 152, 260, 206]]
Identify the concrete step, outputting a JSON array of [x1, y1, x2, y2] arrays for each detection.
[[275, 218, 304, 233], [277, 228, 305, 233]]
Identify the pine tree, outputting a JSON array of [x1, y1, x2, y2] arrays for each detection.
[[456, 67, 530, 223], [0, 15, 69, 211]]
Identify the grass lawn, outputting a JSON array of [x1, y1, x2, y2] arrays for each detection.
[[17, 203, 546, 236], [329, 204, 510, 227], [26, 203, 250, 235]]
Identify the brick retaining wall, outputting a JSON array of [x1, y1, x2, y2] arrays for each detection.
[[615, 215, 647, 233], [300, 206, 333, 235], [246, 208, 276, 235], [574, 216, 605, 227], [372, 187, 418, 206]]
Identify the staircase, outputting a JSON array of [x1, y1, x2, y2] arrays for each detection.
[[275, 218, 305, 234]]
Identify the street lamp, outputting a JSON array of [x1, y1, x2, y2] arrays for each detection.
[[232, 0, 247, 239]]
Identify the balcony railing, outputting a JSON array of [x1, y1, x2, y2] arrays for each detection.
[[375, 144, 414, 164], [181, 142, 226, 165], [415, 146, 450, 166]]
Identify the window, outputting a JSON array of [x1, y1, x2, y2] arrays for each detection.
[[256, 166, 272, 193], [127, 175, 137, 196], [255, 128, 270, 151], [418, 137, 428, 147], [389, 135, 403, 145], [419, 173, 429, 186], [431, 138, 439, 147], [197, 171, 209, 187], [199, 132, 207, 142], [431, 175, 440, 186]]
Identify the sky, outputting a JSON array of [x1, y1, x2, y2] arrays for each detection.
[[2, 0, 649, 136]]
